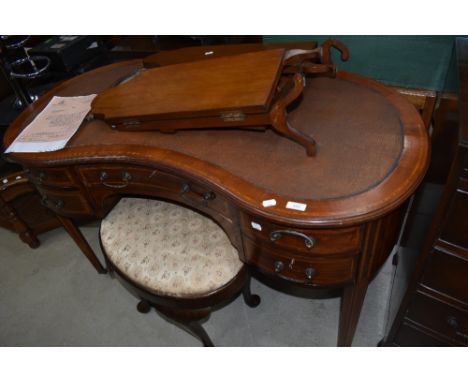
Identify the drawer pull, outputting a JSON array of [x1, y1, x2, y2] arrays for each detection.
[[38, 172, 46, 184], [30, 171, 46, 184], [447, 316, 468, 340], [41, 196, 64, 210], [100, 171, 132, 189], [180, 183, 216, 205], [274, 260, 284, 273], [447, 316, 460, 330], [305, 267, 316, 280], [269, 230, 316, 249]]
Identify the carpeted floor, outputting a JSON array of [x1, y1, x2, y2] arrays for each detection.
[[0, 223, 394, 346]]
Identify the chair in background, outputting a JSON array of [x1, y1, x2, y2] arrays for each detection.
[[394, 86, 437, 130], [0, 170, 60, 248], [100, 197, 260, 346]]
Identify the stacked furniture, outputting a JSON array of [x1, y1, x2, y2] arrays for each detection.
[[385, 37, 468, 346]]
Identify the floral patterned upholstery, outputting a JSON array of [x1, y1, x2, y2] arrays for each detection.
[[100, 198, 243, 298]]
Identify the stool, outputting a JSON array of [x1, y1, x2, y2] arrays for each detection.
[[99, 197, 260, 346]]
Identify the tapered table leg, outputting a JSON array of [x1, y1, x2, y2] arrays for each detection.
[[57, 215, 107, 274], [338, 280, 369, 346]]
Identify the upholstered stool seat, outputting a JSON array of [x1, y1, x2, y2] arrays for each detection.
[[100, 197, 259, 346]]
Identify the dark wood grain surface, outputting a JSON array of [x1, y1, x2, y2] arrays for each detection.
[[91, 50, 285, 121]]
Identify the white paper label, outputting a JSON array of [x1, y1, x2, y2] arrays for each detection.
[[262, 199, 277, 207], [251, 221, 262, 231], [286, 201, 307, 211], [5, 95, 96, 153]]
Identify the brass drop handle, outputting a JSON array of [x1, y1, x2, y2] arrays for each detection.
[[269, 230, 316, 249], [100, 171, 132, 189]]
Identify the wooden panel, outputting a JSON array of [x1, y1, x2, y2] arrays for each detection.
[[421, 248, 468, 304], [406, 291, 468, 345], [78, 164, 231, 218], [35, 186, 93, 217], [440, 186, 468, 249], [242, 235, 356, 286], [240, 212, 362, 256], [425, 95, 459, 184], [79, 164, 184, 190], [393, 322, 451, 347], [394, 86, 436, 130], [28, 167, 77, 188], [462, 164, 468, 180], [91, 49, 285, 121]]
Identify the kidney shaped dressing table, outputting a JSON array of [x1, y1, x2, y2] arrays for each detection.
[[3, 59, 429, 346]]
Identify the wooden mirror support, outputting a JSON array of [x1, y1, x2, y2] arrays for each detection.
[[90, 40, 349, 157]]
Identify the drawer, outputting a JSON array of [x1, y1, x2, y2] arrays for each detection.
[[240, 212, 362, 256], [77, 164, 231, 217], [406, 292, 468, 345], [421, 249, 468, 304], [458, 177, 468, 192], [440, 184, 468, 249], [462, 168, 468, 180], [242, 235, 356, 286], [462, 154, 468, 179], [36, 186, 94, 217], [393, 321, 450, 347], [79, 165, 180, 189], [28, 167, 77, 188]]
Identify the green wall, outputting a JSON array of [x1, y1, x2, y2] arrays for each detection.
[[263, 35, 458, 92]]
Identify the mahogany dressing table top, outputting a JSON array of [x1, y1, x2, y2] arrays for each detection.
[[3, 60, 429, 227]]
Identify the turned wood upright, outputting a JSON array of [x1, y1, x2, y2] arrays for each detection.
[[3, 51, 429, 346]]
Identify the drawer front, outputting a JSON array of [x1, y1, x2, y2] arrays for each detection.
[[240, 212, 362, 256], [462, 159, 468, 180], [80, 165, 180, 189], [440, 181, 468, 249], [242, 235, 356, 286], [393, 322, 450, 347], [406, 292, 468, 345], [28, 167, 77, 188], [421, 249, 468, 304], [36, 186, 94, 217], [78, 165, 231, 217]]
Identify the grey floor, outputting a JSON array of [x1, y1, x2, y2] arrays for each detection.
[[0, 223, 394, 346]]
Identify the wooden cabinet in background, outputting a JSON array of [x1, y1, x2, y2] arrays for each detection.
[[385, 37, 468, 346]]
